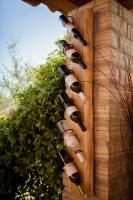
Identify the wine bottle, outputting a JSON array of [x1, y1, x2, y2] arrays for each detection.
[[57, 119, 85, 162], [59, 148, 84, 194], [58, 93, 86, 132], [59, 64, 86, 101], [58, 40, 87, 69], [59, 15, 87, 46]]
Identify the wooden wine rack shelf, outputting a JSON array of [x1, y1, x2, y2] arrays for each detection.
[[63, 7, 93, 200]]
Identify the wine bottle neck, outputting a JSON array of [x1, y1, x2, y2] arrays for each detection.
[[59, 152, 65, 163], [71, 28, 87, 46], [59, 65, 72, 78], [58, 93, 74, 112], [59, 149, 73, 164], [59, 15, 69, 26], [77, 119, 86, 132], [78, 60, 87, 69], [77, 36, 87, 46], [63, 102, 72, 110], [58, 93, 72, 105]]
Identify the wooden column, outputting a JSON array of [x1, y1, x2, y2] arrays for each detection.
[[63, 6, 94, 200], [62, 0, 133, 199]]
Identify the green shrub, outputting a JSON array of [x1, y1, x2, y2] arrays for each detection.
[[0, 49, 65, 199]]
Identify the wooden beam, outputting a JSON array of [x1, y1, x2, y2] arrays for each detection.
[[22, 0, 41, 6], [118, 0, 133, 9], [70, 0, 91, 6], [22, 0, 78, 13], [42, 0, 78, 13], [22, 0, 133, 12]]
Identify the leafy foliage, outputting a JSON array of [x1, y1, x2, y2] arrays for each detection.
[[0, 49, 66, 199], [2, 40, 34, 96], [0, 40, 34, 115]]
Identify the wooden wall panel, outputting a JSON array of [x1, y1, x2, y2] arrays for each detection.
[[63, 7, 94, 200], [62, 0, 133, 200]]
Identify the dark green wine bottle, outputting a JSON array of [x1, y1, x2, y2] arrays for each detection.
[[59, 14, 87, 46], [57, 119, 85, 162], [59, 64, 86, 101], [58, 40, 87, 69], [58, 93, 86, 132], [59, 149, 84, 194]]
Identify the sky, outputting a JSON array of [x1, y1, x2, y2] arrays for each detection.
[[0, 0, 65, 71]]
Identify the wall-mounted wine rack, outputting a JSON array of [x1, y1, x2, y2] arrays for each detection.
[[58, 7, 93, 200]]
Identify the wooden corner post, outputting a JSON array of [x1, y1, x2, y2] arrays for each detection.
[[63, 5, 93, 200]]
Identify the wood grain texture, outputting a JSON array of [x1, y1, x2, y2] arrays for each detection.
[[22, 0, 41, 6], [63, 1, 133, 200], [22, 0, 133, 11], [43, 0, 78, 13], [63, 7, 94, 200]]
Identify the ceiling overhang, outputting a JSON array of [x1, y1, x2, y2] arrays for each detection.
[[22, 0, 133, 13]]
